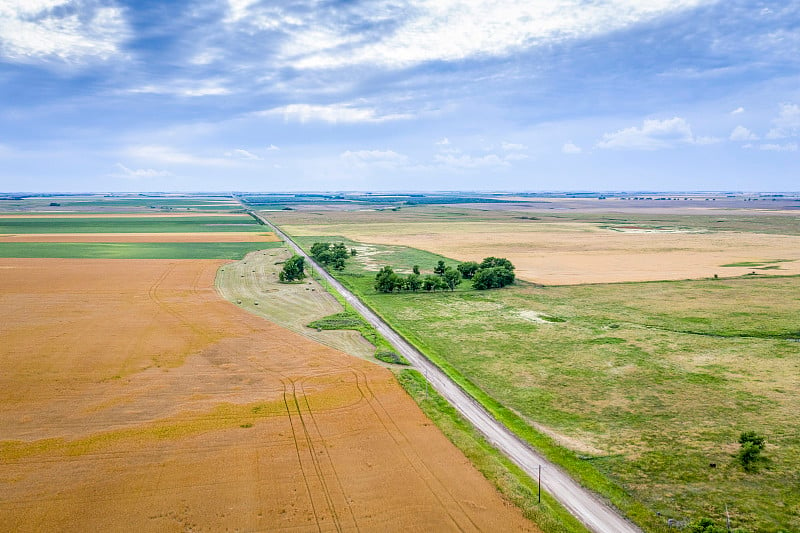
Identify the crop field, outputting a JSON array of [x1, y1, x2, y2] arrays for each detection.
[[0, 203, 536, 531], [279, 219, 800, 284], [278, 204, 800, 532], [0, 215, 263, 233], [0, 195, 242, 213]]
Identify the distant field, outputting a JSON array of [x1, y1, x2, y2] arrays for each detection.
[[0, 231, 279, 243], [0, 195, 240, 213], [0, 215, 263, 233], [289, 230, 800, 532], [281, 220, 800, 284], [0, 241, 280, 259]]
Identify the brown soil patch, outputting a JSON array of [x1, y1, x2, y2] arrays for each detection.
[[284, 221, 800, 284], [0, 232, 279, 243], [0, 258, 535, 532]]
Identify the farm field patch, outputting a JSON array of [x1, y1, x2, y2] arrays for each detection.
[[0, 232, 279, 242], [280, 220, 800, 284], [0, 258, 535, 531], [0, 215, 262, 233], [0, 241, 281, 259]]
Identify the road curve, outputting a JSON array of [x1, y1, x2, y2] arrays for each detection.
[[252, 210, 642, 533]]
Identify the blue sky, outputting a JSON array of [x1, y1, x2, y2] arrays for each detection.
[[1, 0, 798, 192]]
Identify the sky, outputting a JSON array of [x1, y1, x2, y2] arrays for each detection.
[[0, 0, 798, 193]]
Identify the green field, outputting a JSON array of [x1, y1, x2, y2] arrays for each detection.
[[293, 234, 800, 532], [0, 196, 241, 212], [0, 242, 280, 259], [0, 216, 262, 233]]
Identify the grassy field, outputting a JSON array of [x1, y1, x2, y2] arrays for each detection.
[[0, 215, 262, 233], [0, 241, 280, 259], [288, 230, 800, 532], [0, 195, 241, 212]]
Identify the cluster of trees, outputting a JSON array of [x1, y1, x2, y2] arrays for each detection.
[[375, 264, 461, 293], [279, 254, 306, 282], [457, 257, 515, 289], [310, 242, 356, 271], [374, 256, 515, 293]]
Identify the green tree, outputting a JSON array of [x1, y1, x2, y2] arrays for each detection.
[[688, 517, 726, 533], [350, 248, 358, 257], [423, 275, 447, 292], [412, 264, 420, 276], [278, 254, 305, 282], [310, 242, 333, 264], [404, 273, 422, 292], [434, 259, 446, 276], [375, 266, 401, 293], [737, 431, 766, 471], [457, 261, 479, 279], [472, 265, 515, 289], [442, 267, 462, 291], [479, 256, 515, 272]]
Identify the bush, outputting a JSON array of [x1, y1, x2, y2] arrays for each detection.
[[737, 431, 766, 471], [278, 254, 305, 282]]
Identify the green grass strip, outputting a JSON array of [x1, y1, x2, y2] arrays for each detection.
[[0, 242, 280, 259], [0, 216, 262, 233]]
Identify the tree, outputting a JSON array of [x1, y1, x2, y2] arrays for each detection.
[[375, 266, 401, 293], [737, 431, 766, 471], [472, 257, 516, 290], [442, 267, 462, 291], [404, 273, 422, 292], [434, 260, 446, 276], [688, 518, 727, 533], [278, 254, 305, 282], [457, 261, 479, 279], [311, 242, 351, 270], [412, 265, 420, 276], [423, 275, 447, 292], [310, 242, 333, 264], [350, 248, 358, 257]]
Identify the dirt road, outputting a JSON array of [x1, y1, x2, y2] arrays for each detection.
[[255, 211, 643, 533]]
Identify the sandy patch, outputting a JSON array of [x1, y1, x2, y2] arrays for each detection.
[[0, 232, 279, 243], [283, 221, 800, 285], [0, 258, 535, 532]]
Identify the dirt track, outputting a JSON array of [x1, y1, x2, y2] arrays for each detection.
[[0, 258, 535, 532]]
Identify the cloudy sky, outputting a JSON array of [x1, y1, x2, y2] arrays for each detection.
[[1, 0, 798, 192]]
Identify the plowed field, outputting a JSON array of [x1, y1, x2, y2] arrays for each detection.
[[0, 258, 534, 532]]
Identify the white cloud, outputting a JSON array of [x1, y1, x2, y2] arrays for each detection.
[[225, 148, 262, 160], [0, 0, 128, 64], [111, 163, 172, 179], [501, 141, 527, 151], [730, 125, 758, 142], [597, 117, 714, 150], [274, 0, 714, 70], [258, 103, 413, 124], [436, 137, 451, 146], [266, 144, 280, 151], [126, 81, 231, 97], [435, 151, 509, 168], [562, 142, 582, 154], [759, 143, 797, 152], [340, 149, 408, 168], [766, 103, 800, 139], [731, 107, 745, 115], [126, 145, 234, 167]]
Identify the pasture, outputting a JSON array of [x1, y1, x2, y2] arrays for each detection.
[[279, 220, 800, 284], [282, 221, 800, 531]]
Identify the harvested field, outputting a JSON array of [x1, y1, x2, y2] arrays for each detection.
[[0, 232, 279, 243], [281, 221, 800, 284], [0, 212, 247, 218], [0, 258, 535, 532]]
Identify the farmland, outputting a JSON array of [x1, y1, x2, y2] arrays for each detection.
[[0, 206, 537, 531], [0, 215, 263, 233], [271, 201, 800, 532]]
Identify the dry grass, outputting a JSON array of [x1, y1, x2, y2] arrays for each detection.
[[281, 220, 800, 284]]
